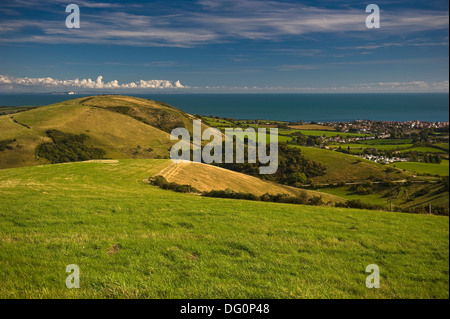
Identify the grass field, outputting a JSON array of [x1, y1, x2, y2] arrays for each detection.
[[329, 143, 414, 152], [390, 160, 449, 176], [434, 143, 449, 151], [400, 147, 447, 154], [288, 124, 336, 131], [187, 120, 293, 143], [280, 130, 369, 138], [1, 159, 447, 298], [317, 186, 392, 208], [229, 131, 293, 143], [202, 117, 237, 128], [359, 139, 413, 145], [326, 138, 441, 153]]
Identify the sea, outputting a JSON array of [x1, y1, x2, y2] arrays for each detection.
[[0, 93, 448, 122]]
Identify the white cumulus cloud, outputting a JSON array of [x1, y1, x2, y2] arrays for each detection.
[[0, 74, 187, 90]]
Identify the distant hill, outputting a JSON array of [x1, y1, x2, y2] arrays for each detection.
[[0, 95, 204, 169]]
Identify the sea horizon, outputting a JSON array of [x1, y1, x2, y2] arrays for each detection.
[[1, 92, 448, 123]]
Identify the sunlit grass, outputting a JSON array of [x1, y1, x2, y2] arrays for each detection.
[[0, 159, 448, 299]]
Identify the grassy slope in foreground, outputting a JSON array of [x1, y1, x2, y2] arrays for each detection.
[[0, 159, 448, 299]]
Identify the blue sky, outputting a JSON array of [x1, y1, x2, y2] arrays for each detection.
[[0, 0, 448, 93]]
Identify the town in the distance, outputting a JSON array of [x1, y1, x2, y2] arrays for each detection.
[[201, 116, 449, 165]]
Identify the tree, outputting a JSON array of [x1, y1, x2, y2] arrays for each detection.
[[286, 172, 307, 185]]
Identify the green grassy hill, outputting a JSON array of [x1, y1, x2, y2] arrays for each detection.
[[77, 95, 199, 133], [291, 146, 409, 183], [0, 159, 448, 298], [0, 95, 205, 169]]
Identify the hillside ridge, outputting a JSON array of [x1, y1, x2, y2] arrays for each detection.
[[157, 161, 345, 203]]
